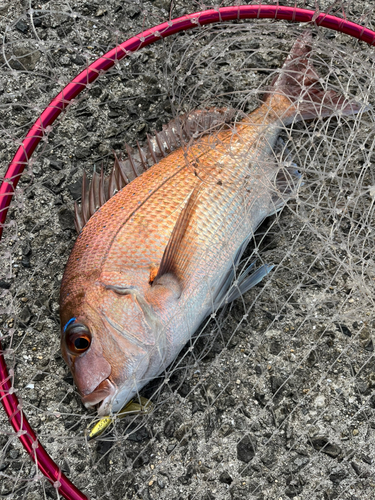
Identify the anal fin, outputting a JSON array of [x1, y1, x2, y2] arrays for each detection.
[[217, 263, 274, 308]]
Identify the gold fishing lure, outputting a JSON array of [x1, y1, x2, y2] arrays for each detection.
[[87, 397, 152, 440]]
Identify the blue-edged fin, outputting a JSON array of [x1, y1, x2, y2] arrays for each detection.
[[219, 263, 274, 307], [210, 258, 274, 313]]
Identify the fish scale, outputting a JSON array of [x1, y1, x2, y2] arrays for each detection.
[[62, 128, 257, 304]]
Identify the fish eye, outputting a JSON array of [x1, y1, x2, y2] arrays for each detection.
[[65, 323, 91, 355]]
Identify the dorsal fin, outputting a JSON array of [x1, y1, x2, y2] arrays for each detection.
[[74, 107, 236, 233]]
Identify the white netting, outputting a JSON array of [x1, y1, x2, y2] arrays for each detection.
[[1, 1, 375, 499]]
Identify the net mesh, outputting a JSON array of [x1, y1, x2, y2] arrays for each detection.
[[1, 1, 375, 499]]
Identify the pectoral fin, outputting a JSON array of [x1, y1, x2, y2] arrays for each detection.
[[153, 183, 203, 291]]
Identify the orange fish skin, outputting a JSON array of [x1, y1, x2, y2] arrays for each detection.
[[60, 33, 362, 415]]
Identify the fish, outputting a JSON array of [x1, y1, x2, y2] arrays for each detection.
[[60, 32, 363, 417]]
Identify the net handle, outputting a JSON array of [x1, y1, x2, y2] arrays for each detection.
[[0, 5, 374, 500]]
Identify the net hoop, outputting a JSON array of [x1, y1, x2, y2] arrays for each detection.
[[0, 5, 374, 500]]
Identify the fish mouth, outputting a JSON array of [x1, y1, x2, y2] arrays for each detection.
[[81, 379, 116, 415]]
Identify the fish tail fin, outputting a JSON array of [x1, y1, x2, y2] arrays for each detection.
[[264, 31, 363, 124]]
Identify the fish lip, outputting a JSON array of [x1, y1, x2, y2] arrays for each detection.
[[81, 379, 116, 414]]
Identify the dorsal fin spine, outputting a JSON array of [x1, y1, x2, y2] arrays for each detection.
[[99, 166, 106, 207], [118, 162, 129, 187], [89, 171, 96, 216], [125, 143, 139, 178], [108, 163, 117, 199], [147, 133, 158, 163], [74, 201, 83, 233], [81, 171, 89, 227], [164, 131, 172, 151], [155, 132, 166, 157], [114, 155, 121, 190], [137, 141, 148, 171]]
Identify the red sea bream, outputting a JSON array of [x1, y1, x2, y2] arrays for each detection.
[[60, 33, 362, 416]]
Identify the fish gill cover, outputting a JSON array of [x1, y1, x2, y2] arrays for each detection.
[[0, 1, 375, 499]]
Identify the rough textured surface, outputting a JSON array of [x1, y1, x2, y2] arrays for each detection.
[[1, 1, 375, 500]]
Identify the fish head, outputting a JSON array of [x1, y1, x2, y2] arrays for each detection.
[[60, 281, 162, 415]]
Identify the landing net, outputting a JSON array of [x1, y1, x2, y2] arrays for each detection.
[[1, 2, 375, 499]]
